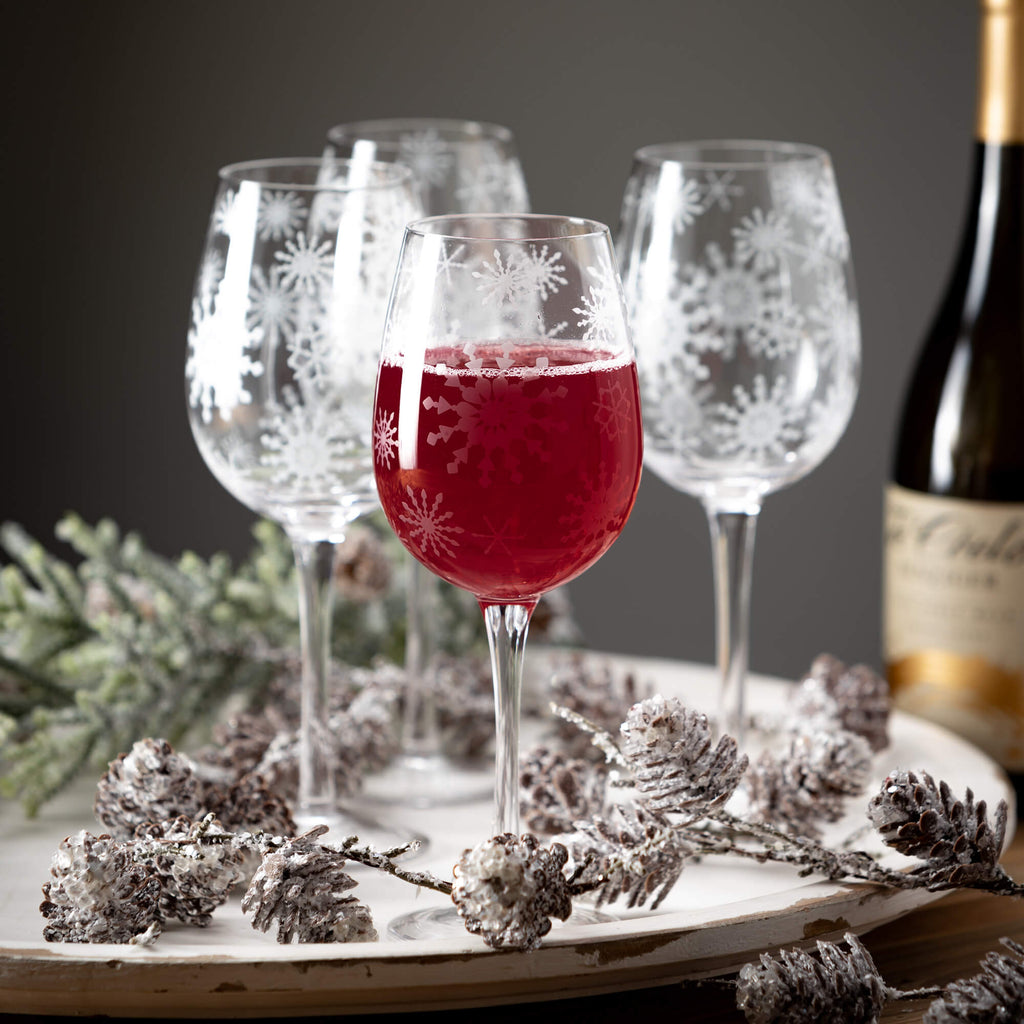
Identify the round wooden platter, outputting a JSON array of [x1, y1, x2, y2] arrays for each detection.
[[0, 655, 1014, 1017]]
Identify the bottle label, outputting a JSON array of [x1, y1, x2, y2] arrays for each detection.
[[884, 484, 1024, 769]]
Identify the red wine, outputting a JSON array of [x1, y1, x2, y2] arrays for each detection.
[[884, 0, 1024, 800], [374, 343, 643, 605]]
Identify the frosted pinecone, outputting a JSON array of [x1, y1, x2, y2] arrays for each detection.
[[435, 655, 495, 760], [619, 696, 748, 817], [192, 710, 282, 783], [94, 738, 207, 838], [736, 932, 887, 1024], [452, 833, 572, 950], [744, 729, 873, 839], [40, 830, 162, 944], [241, 827, 377, 943], [519, 746, 607, 836], [132, 816, 244, 926], [924, 938, 1024, 1024], [332, 524, 393, 601], [215, 771, 296, 836], [549, 655, 652, 759], [867, 770, 1009, 889], [564, 803, 690, 910], [793, 654, 890, 753]]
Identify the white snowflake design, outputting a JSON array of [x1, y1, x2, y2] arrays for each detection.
[[398, 130, 454, 188], [808, 266, 860, 358], [732, 208, 793, 271], [398, 486, 463, 558], [673, 176, 706, 232], [700, 170, 744, 211], [520, 245, 567, 300], [437, 243, 467, 283], [592, 373, 635, 442], [572, 256, 624, 343], [275, 232, 335, 296], [744, 296, 807, 360], [246, 264, 301, 348], [259, 387, 357, 491], [373, 408, 398, 469], [197, 251, 225, 306], [213, 189, 242, 236], [186, 293, 264, 424], [473, 248, 528, 305], [257, 190, 305, 241], [453, 150, 522, 211], [711, 374, 804, 461]]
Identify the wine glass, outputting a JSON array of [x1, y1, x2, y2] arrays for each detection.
[[324, 118, 531, 807], [185, 157, 421, 839], [617, 140, 860, 744], [373, 214, 643, 935]]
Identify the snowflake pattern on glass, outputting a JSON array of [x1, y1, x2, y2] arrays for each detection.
[[711, 374, 804, 460], [373, 409, 398, 469], [398, 486, 463, 558], [275, 232, 335, 296], [398, 130, 454, 188], [257, 190, 304, 241]]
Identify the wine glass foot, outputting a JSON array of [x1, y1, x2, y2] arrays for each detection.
[[387, 903, 613, 941], [293, 804, 429, 859], [357, 753, 493, 809]]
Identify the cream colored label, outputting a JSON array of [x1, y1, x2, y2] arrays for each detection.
[[884, 484, 1024, 768]]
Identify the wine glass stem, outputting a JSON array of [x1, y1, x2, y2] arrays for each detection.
[[401, 556, 443, 758], [706, 507, 759, 746], [482, 602, 533, 836], [292, 537, 338, 819]]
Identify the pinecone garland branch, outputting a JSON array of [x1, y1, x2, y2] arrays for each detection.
[[923, 938, 1024, 1024]]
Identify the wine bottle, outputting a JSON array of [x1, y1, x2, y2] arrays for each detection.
[[884, 0, 1024, 809]]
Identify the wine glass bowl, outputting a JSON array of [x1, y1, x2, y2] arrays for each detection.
[[618, 140, 860, 737], [185, 157, 421, 831]]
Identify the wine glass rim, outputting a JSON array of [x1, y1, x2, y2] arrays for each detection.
[[217, 156, 415, 191], [633, 139, 831, 170], [405, 213, 610, 242], [325, 117, 516, 145]]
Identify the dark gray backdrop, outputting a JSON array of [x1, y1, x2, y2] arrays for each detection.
[[3, 0, 977, 682]]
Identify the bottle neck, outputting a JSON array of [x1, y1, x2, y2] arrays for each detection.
[[976, 0, 1024, 143]]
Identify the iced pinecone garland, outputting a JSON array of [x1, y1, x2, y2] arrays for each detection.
[[744, 729, 873, 839], [241, 826, 377, 943], [867, 771, 1009, 890], [94, 738, 207, 837], [565, 803, 691, 910], [40, 831, 162, 944], [793, 654, 890, 753], [434, 655, 495, 760], [452, 833, 573, 950], [924, 938, 1024, 1024], [735, 933, 887, 1024], [619, 696, 748, 817], [519, 746, 607, 836], [132, 816, 244, 926]]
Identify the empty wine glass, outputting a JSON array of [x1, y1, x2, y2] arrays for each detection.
[[185, 157, 421, 839], [617, 141, 860, 743], [324, 117, 531, 807], [374, 214, 643, 936]]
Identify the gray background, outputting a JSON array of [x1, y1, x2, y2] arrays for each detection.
[[4, 0, 978, 682]]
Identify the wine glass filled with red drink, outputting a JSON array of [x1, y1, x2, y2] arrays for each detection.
[[373, 214, 642, 932]]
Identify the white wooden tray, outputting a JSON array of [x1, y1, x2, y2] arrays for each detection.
[[0, 654, 1014, 1017]]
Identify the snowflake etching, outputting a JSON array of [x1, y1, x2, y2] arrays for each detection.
[[593, 373, 635, 442], [373, 409, 398, 469], [745, 297, 807, 360], [398, 486, 463, 558], [213, 189, 242, 236], [808, 267, 860, 358], [520, 246, 567, 300], [246, 265, 301, 349], [186, 294, 264, 424], [573, 259, 622, 344], [711, 374, 805, 461], [700, 170, 744, 211], [732, 208, 793, 272], [398, 130, 454, 188], [259, 388, 356, 491], [477, 514, 524, 558], [197, 251, 225, 306], [473, 249, 528, 305], [437, 243, 467, 284], [275, 232, 335, 296], [257, 190, 305, 241], [673, 175, 705, 232]]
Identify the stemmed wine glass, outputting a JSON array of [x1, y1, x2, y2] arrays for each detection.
[[185, 158, 421, 837], [324, 118, 531, 806], [373, 214, 643, 935], [617, 141, 860, 744]]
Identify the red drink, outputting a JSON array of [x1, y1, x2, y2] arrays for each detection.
[[373, 343, 643, 605]]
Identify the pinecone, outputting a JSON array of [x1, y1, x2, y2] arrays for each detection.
[[435, 655, 495, 760], [519, 746, 607, 836], [565, 803, 690, 910], [549, 655, 652, 759], [215, 771, 296, 836], [131, 816, 244, 927], [192, 709, 282, 782], [94, 738, 208, 838], [735, 932, 887, 1024], [793, 654, 890, 753], [332, 524, 392, 602], [452, 833, 572, 950], [744, 729, 873, 839], [867, 770, 1008, 889], [924, 938, 1024, 1024], [619, 696, 748, 817], [241, 827, 377, 943], [40, 830, 162, 944]]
